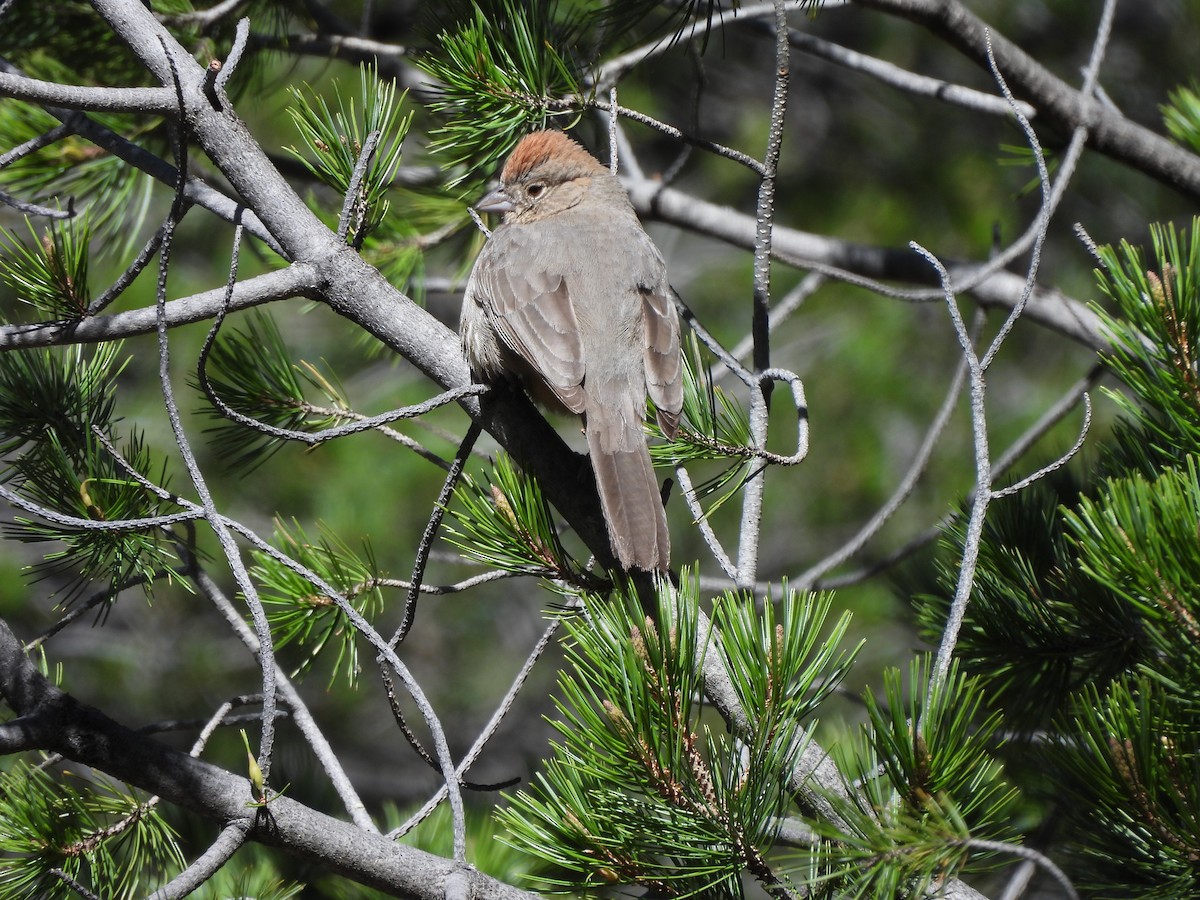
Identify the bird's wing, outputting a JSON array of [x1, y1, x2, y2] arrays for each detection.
[[640, 281, 683, 439], [478, 231, 587, 414]]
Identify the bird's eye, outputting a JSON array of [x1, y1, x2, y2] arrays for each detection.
[[526, 182, 545, 198]]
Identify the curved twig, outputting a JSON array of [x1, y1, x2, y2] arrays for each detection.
[[736, 0, 793, 590], [795, 323, 973, 590]]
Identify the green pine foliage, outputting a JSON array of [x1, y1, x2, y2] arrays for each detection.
[[0, 760, 184, 899], [806, 659, 1016, 897], [1049, 678, 1200, 897], [282, 62, 470, 302], [198, 309, 349, 471], [1094, 223, 1200, 471], [0, 343, 177, 603], [0, 217, 92, 320], [912, 217, 1200, 895], [287, 65, 413, 246], [1163, 82, 1200, 154], [498, 574, 855, 897], [445, 454, 585, 582], [419, 0, 586, 178], [190, 859, 302, 900]]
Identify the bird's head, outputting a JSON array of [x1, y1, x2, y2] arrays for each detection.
[[475, 130, 611, 224]]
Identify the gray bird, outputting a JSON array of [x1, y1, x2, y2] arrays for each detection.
[[460, 130, 683, 572]]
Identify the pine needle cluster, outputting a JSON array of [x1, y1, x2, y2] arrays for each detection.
[[914, 219, 1200, 896]]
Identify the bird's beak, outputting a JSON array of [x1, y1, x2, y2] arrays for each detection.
[[474, 185, 514, 215]]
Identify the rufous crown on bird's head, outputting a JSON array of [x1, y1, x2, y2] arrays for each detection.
[[500, 130, 608, 184]]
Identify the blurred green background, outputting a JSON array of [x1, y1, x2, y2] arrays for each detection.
[[1, 0, 1197, 889]]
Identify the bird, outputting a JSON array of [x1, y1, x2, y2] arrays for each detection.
[[460, 130, 683, 572]]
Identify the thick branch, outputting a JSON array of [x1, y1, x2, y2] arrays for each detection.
[[88, 0, 621, 569], [0, 617, 534, 900], [0, 58, 281, 252], [0, 67, 174, 113], [626, 178, 1108, 352], [851, 0, 1200, 201]]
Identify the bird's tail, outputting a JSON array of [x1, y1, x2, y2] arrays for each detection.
[[587, 425, 670, 572]]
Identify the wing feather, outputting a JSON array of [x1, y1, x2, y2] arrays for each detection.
[[640, 284, 683, 438], [478, 232, 587, 414]]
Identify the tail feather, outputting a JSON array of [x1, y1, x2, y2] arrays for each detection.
[[587, 428, 670, 572]]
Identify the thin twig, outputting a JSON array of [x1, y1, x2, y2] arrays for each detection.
[[390, 609, 570, 838], [757, 367, 810, 466], [589, 1, 808, 90], [201, 378, 484, 445], [187, 699, 238, 755], [158, 0, 249, 28], [137, 706, 282, 737], [0, 482, 199, 532], [392, 421, 481, 646], [777, 25, 1036, 120], [51, 870, 101, 900], [607, 86, 619, 175], [337, 129, 380, 243], [736, 0, 792, 589], [215, 17, 250, 95], [248, 31, 413, 67], [0, 122, 72, 169], [675, 465, 737, 579], [989, 394, 1092, 500], [546, 96, 766, 177], [0, 189, 74, 218], [795, 320, 974, 589], [377, 568, 526, 595], [145, 822, 251, 900], [156, 42, 279, 782], [297, 403, 454, 470], [978, 41, 1057, 371], [911, 242, 989, 701]]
